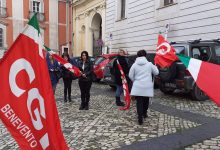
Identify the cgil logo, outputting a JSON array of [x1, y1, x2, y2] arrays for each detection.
[[8, 58, 49, 149]]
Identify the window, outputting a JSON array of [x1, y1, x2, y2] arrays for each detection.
[[215, 46, 220, 56], [94, 56, 105, 65], [164, 0, 173, 6], [0, 28, 3, 48], [30, 0, 43, 13], [117, 0, 126, 20], [121, 0, 126, 19], [192, 47, 211, 61], [173, 46, 185, 55], [33, 1, 40, 12], [0, 0, 7, 17]]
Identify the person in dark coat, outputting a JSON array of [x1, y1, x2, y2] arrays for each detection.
[[113, 49, 129, 106], [78, 51, 93, 110], [61, 53, 73, 102], [46, 53, 60, 94]]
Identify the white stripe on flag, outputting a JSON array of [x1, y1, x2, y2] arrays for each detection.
[[188, 58, 202, 81], [22, 25, 44, 58]]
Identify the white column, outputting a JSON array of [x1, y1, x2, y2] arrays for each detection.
[[85, 14, 93, 56], [75, 18, 80, 55], [49, 0, 58, 50], [101, 7, 106, 54], [12, 0, 24, 40]]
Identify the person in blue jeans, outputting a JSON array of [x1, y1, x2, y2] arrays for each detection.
[[113, 49, 129, 106], [46, 53, 60, 94]]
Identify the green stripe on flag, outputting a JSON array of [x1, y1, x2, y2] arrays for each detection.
[[177, 54, 190, 68], [28, 13, 40, 35], [44, 45, 51, 52]]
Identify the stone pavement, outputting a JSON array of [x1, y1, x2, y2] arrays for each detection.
[[0, 81, 220, 150]]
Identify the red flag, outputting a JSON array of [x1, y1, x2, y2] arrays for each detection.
[[0, 15, 68, 149], [154, 34, 178, 68], [44, 46, 81, 77], [116, 60, 131, 110]]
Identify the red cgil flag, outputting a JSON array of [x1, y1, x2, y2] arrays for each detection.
[[0, 14, 68, 149], [154, 34, 178, 68]]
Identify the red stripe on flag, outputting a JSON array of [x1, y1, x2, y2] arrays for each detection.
[[196, 61, 220, 106]]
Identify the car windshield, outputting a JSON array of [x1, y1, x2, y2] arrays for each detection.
[[173, 46, 185, 54], [94, 57, 105, 65]]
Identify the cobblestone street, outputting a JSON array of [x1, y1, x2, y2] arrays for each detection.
[[1, 81, 220, 150]]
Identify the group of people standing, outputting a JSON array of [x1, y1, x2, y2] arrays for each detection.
[[47, 51, 93, 110], [113, 49, 159, 125], [47, 48, 159, 125]]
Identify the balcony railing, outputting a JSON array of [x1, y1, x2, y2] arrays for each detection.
[[29, 11, 45, 22], [0, 7, 7, 18]]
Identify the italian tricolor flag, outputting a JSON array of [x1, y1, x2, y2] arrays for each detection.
[[178, 54, 220, 106]]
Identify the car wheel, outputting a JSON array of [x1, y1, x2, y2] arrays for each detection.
[[191, 84, 208, 101], [159, 83, 175, 94]]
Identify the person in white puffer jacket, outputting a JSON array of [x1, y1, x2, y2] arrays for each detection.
[[129, 50, 159, 125]]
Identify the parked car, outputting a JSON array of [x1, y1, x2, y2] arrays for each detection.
[[72, 56, 95, 65], [103, 52, 157, 88], [93, 53, 118, 82], [155, 39, 220, 101]]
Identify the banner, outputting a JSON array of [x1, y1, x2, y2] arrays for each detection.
[[117, 60, 131, 110], [0, 14, 68, 149]]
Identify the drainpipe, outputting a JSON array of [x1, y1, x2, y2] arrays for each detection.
[[66, 0, 69, 53]]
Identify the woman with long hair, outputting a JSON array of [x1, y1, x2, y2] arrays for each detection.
[[46, 53, 60, 94], [78, 51, 93, 110], [113, 49, 129, 106]]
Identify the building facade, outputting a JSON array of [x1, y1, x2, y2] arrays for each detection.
[[105, 0, 220, 54], [72, 0, 106, 56], [0, 0, 73, 58]]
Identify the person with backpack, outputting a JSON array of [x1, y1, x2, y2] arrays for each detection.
[[113, 49, 129, 106], [78, 51, 93, 110], [129, 50, 159, 125]]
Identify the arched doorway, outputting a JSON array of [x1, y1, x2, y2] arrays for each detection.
[[91, 13, 102, 56]]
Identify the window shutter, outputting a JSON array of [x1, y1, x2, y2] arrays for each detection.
[[30, 0, 33, 12], [41, 1, 44, 13], [1, 0, 6, 8], [0, 28, 3, 48]]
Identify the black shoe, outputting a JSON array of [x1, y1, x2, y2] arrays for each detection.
[[116, 97, 125, 106], [64, 99, 67, 103], [116, 101, 125, 106], [79, 104, 84, 110], [68, 98, 72, 102], [138, 119, 143, 125], [143, 114, 148, 119], [84, 105, 89, 110]]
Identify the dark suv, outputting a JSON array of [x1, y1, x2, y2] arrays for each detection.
[[155, 39, 220, 101], [103, 53, 156, 88]]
